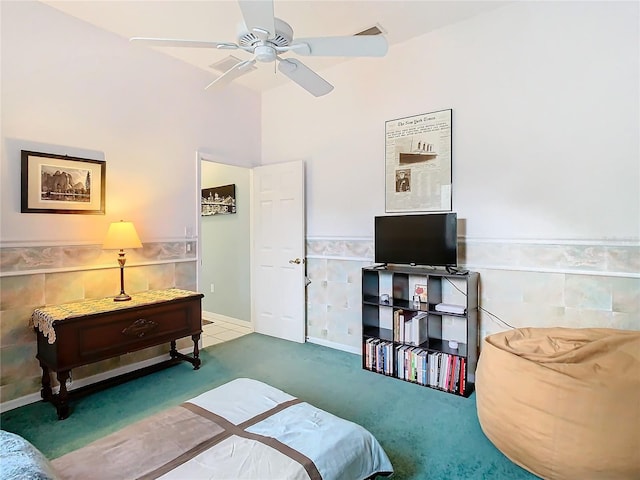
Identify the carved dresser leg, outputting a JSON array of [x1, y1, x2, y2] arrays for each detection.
[[39, 360, 53, 402], [191, 333, 201, 370], [56, 370, 71, 420]]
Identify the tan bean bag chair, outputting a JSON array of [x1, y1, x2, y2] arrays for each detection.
[[476, 327, 640, 480]]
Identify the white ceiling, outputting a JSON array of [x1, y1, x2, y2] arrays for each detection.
[[42, 0, 508, 93]]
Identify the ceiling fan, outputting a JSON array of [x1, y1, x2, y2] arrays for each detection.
[[130, 0, 388, 97]]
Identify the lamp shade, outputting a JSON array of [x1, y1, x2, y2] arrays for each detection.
[[102, 221, 142, 250]]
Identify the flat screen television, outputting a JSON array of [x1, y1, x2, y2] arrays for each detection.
[[374, 213, 458, 267]]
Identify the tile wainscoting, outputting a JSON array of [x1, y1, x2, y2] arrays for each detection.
[[2, 237, 637, 407], [0, 241, 197, 408], [305, 237, 639, 354]]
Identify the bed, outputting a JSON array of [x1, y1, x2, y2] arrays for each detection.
[[48, 378, 394, 480], [0, 430, 59, 480]]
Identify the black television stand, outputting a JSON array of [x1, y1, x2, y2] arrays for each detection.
[[361, 264, 479, 397]]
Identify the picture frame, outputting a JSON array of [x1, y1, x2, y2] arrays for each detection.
[[201, 184, 236, 216], [385, 109, 452, 212], [21, 150, 106, 214], [414, 284, 428, 303]]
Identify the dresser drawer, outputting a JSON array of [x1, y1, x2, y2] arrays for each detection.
[[77, 302, 196, 359]]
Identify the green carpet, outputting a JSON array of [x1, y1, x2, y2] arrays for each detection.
[[1, 333, 538, 479]]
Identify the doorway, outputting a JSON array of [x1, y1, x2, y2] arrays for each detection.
[[198, 156, 252, 336], [197, 155, 307, 344]]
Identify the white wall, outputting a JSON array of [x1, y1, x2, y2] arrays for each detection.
[[1, 1, 261, 245], [200, 160, 251, 323], [262, 1, 639, 241]]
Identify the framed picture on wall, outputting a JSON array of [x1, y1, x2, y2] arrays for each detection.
[[21, 150, 106, 214], [385, 109, 452, 212], [201, 184, 236, 216]]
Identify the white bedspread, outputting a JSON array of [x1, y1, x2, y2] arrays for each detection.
[[52, 378, 394, 480]]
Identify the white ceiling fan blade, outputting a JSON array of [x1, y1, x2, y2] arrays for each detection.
[[205, 59, 257, 90], [277, 58, 334, 97], [130, 37, 238, 50], [292, 35, 388, 57], [238, 0, 276, 40]]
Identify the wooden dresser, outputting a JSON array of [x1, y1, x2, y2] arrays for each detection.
[[32, 289, 204, 419]]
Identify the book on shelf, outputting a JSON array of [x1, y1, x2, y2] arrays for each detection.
[[438, 354, 447, 390], [397, 346, 403, 380], [413, 348, 420, 383], [439, 354, 449, 390], [384, 341, 393, 375], [403, 315, 413, 345], [405, 345, 413, 380], [428, 352, 437, 387], [453, 356, 461, 393], [404, 346, 413, 381], [448, 355, 456, 392], [393, 309, 406, 343], [423, 350, 429, 385], [410, 312, 428, 346], [418, 350, 428, 385], [401, 346, 409, 381], [433, 352, 441, 388], [415, 349, 424, 384]]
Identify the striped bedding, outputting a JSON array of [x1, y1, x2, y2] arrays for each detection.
[[51, 378, 394, 480]]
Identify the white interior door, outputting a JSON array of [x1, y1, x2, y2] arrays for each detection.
[[252, 160, 306, 343]]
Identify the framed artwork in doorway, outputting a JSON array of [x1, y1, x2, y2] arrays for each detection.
[[201, 184, 236, 216]]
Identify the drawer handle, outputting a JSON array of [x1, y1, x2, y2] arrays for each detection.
[[122, 318, 159, 338]]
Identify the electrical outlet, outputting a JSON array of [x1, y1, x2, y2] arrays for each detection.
[[186, 243, 192, 253], [210, 283, 215, 293]]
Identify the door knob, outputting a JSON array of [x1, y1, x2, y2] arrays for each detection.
[[288, 258, 302, 264]]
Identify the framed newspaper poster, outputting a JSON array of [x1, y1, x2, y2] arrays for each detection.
[[385, 109, 452, 212]]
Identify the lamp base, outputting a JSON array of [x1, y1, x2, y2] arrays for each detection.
[[113, 293, 132, 302]]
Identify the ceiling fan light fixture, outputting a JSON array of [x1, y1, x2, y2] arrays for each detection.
[[255, 45, 277, 63]]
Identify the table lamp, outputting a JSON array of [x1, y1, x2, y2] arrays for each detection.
[[103, 220, 142, 301]]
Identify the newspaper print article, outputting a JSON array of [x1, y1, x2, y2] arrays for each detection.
[[385, 109, 452, 212]]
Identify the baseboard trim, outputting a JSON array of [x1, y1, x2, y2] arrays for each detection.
[[0, 346, 193, 413], [306, 336, 361, 355], [202, 311, 253, 330]]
